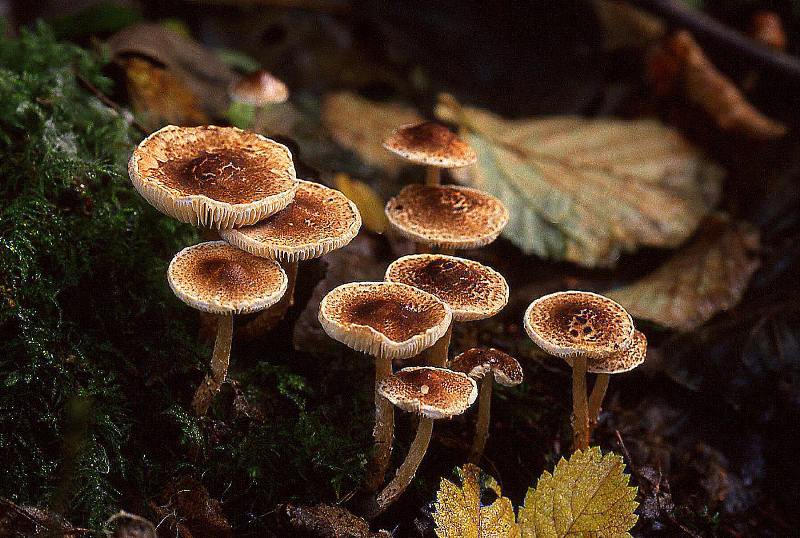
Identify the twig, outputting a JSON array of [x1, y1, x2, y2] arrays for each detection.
[[75, 73, 148, 135]]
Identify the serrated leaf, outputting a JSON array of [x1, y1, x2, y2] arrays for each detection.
[[436, 94, 722, 268], [518, 447, 638, 538], [433, 463, 520, 538], [333, 173, 388, 234], [608, 214, 760, 331]]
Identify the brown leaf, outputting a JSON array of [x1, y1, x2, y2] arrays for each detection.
[[149, 478, 232, 538], [0, 498, 76, 537], [647, 31, 787, 140], [281, 504, 390, 538], [750, 11, 787, 51], [608, 214, 760, 331]]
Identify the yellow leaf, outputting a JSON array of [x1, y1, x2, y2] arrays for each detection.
[[518, 447, 638, 538], [435, 94, 723, 268], [333, 173, 388, 234], [433, 464, 520, 538]]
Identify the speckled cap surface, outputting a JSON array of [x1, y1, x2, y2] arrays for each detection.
[[229, 70, 289, 105], [385, 185, 509, 250], [129, 125, 298, 229], [377, 366, 478, 419], [382, 121, 477, 168], [451, 348, 523, 386], [385, 254, 508, 322], [220, 180, 361, 262], [524, 291, 635, 359], [167, 241, 287, 315], [318, 282, 452, 360], [567, 330, 647, 374]]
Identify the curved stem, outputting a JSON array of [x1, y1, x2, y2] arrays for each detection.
[[364, 356, 394, 492], [571, 356, 590, 451], [192, 314, 234, 416], [425, 324, 452, 367], [425, 166, 441, 186], [238, 260, 298, 341], [468, 378, 493, 464], [588, 373, 610, 437]]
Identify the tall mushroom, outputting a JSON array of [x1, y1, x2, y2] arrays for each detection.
[[220, 180, 362, 337], [385, 254, 508, 367], [370, 366, 477, 516], [451, 348, 522, 464], [523, 291, 634, 451], [228, 69, 289, 133], [318, 282, 452, 493], [382, 121, 477, 186], [167, 241, 288, 416]]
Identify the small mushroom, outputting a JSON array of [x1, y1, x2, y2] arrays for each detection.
[[385, 184, 508, 255], [451, 348, 522, 464], [228, 69, 289, 132], [523, 291, 634, 451], [371, 366, 477, 515], [385, 254, 508, 367], [382, 121, 477, 186], [167, 241, 287, 416], [318, 282, 452, 493]]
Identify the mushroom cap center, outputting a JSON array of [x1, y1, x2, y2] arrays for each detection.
[[185, 150, 245, 186], [201, 258, 250, 286]]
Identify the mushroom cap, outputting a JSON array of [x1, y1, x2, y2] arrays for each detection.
[[167, 241, 287, 315], [523, 291, 635, 359], [566, 330, 647, 374], [229, 69, 289, 105], [318, 282, 452, 361], [450, 348, 523, 386], [219, 180, 362, 262], [382, 121, 477, 168], [128, 125, 298, 229], [384, 254, 508, 322], [377, 366, 478, 419], [385, 185, 509, 250]]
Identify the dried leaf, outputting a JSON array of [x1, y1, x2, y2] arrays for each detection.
[[322, 91, 423, 176], [647, 31, 787, 140], [282, 503, 390, 538], [750, 11, 787, 51], [333, 173, 388, 234], [433, 463, 520, 538], [149, 478, 232, 538], [436, 94, 722, 267], [517, 447, 638, 538], [608, 215, 760, 331], [593, 0, 665, 50]]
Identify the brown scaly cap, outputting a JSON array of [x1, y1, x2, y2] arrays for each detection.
[[566, 330, 647, 374], [219, 180, 362, 262], [318, 282, 452, 360], [385, 185, 509, 250], [451, 348, 523, 387], [524, 291, 635, 359], [382, 121, 477, 168], [385, 254, 508, 322], [167, 241, 287, 315], [377, 367, 478, 419], [129, 125, 298, 229], [229, 69, 289, 106]]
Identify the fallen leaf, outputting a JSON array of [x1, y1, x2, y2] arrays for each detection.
[[517, 447, 638, 538], [436, 94, 722, 267], [433, 463, 520, 538], [646, 31, 787, 140], [0, 498, 75, 536], [149, 478, 232, 538], [322, 91, 423, 176], [593, 0, 665, 50], [750, 11, 787, 51], [282, 503, 390, 537], [333, 173, 388, 234], [608, 214, 760, 331]]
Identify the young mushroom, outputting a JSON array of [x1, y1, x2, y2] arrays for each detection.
[[371, 366, 477, 516], [384, 254, 508, 367], [523, 291, 634, 451], [167, 241, 288, 416], [228, 69, 289, 133], [451, 348, 523, 464], [220, 180, 362, 338], [385, 184, 508, 255], [382, 121, 477, 186], [318, 282, 452, 493]]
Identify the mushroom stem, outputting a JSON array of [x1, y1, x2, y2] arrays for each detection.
[[425, 324, 453, 367], [587, 373, 610, 436], [438, 246, 455, 256], [252, 105, 267, 133], [373, 416, 433, 515], [238, 260, 298, 341], [468, 377, 493, 464], [571, 355, 590, 451], [425, 166, 441, 186], [192, 314, 234, 416], [364, 355, 395, 492]]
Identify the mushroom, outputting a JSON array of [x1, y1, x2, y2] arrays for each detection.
[[523, 291, 634, 451], [372, 366, 477, 515], [220, 180, 362, 337], [451, 348, 522, 464], [318, 282, 452, 493], [128, 125, 298, 229], [382, 122, 477, 186], [167, 241, 288, 416], [228, 69, 289, 132], [385, 184, 508, 255], [384, 254, 508, 367]]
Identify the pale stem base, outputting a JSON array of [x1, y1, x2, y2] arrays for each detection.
[[192, 314, 234, 416], [373, 416, 433, 514], [468, 378, 493, 464], [364, 355, 395, 492]]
